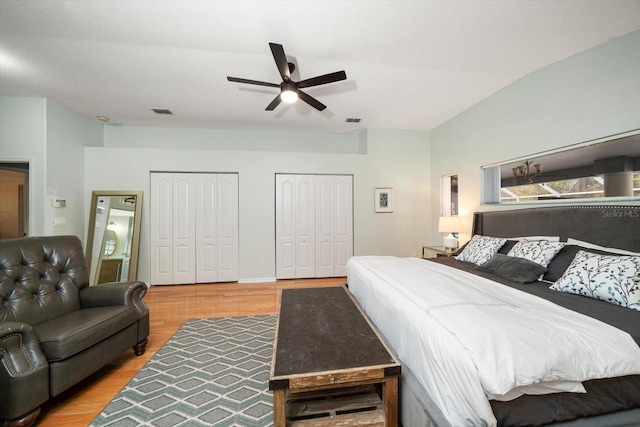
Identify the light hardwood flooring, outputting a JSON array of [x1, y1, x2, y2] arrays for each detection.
[[36, 278, 345, 426]]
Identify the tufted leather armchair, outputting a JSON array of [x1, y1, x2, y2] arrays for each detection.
[[0, 235, 149, 427]]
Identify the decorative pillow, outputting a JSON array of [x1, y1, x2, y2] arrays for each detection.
[[475, 253, 548, 284], [499, 237, 560, 255], [543, 245, 629, 283], [498, 240, 518, 255], [550, 250, 640, 311], [509, 236, 561, 241], [455, 235, 507, 266], [566, 238, 639, 256], [507, 239, 565, 267]]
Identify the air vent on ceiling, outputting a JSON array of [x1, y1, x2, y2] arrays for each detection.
[[151, 108, 173, 115], [346, 118, 361, 123]]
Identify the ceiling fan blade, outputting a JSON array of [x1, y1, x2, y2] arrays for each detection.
[[227, 76, 280, 88], [265, 94, 283, 111], [297, 71, 347, 89], [269, 43, 291, 82], [298, 90, 327, 111]]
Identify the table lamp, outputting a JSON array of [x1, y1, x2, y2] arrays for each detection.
[[438, 216, 460, 251]]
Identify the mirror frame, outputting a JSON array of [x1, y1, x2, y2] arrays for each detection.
[[86, 190, 143, 285]]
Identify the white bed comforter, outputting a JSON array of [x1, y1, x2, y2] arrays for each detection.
[[346, 256, 640, 427]]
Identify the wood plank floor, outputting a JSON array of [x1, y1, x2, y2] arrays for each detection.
[[36, 278, 345, 427]]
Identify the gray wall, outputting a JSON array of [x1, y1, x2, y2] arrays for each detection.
[[45, 99, 103, 237], [0, 97, 103, 238], [0, 97, 47, 235], [85, 127, 431, 283], [430, 30, 640, 242]]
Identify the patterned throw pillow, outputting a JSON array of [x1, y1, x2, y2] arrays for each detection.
[[507, 239, 565, 267], [550, 250, 640, 311], [455, 235, 507, 266]]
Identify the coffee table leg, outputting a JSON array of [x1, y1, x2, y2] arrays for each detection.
[[273, 389, 286, 427], [384, 376, 399, 427]]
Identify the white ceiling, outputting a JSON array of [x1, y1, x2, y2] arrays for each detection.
[[1, 0, 639, 134]]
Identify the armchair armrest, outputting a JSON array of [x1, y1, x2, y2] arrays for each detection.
[[0, 322, 49, 421], [0, 322, 47, 374], [80, 281, 149, 318]]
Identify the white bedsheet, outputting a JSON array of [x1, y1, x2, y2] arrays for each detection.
[[347, 256, 640, 427]]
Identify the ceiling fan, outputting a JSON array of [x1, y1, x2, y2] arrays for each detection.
[[227, 43, 347, 112]]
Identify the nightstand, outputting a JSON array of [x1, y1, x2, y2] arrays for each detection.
[[422, 245, 456, 259]]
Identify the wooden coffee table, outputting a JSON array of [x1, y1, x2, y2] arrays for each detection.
[[269, 286, 401, 426]]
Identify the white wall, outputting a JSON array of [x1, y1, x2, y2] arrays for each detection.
[[0, 97, 47, 235], [85, 127, 430, 283], [45, 100, 103, 237], [430, 30, 640, 243], [0, 96, 103, 238]]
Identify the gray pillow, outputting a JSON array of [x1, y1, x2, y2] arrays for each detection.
[[475, 253, 548, 284]]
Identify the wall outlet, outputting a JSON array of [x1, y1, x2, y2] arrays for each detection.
[[261, 254, 268, 262]]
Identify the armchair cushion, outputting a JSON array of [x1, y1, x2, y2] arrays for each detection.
[[34, 306, 138, 361]]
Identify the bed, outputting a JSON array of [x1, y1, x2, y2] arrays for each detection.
[[346, 205, 640, 427]]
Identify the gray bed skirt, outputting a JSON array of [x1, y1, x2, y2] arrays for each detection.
[[400, 363, 640, 427]]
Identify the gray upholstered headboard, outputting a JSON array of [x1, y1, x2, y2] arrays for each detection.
[[472, 206, 640, 252]]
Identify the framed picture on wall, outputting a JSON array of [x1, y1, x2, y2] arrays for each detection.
[[374, 187, 393, 213]]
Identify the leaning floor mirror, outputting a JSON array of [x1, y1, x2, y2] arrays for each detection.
[[86, 191, 143, 285]]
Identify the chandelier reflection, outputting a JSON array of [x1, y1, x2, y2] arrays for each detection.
[[512, 160, 543, 184]]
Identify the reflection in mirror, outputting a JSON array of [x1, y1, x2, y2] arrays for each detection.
[[482, 131, 640, 203], [86, 191, 143, 285]]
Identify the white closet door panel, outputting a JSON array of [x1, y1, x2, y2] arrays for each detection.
[[276, 175, 296, 279], [280, 243, 295, 273], [315, 175, 335, 277], [173, 174, 195, 284], [295, 175, 315, 278], [150, 173, 173, 285], [218, 175, 236, 239], [217, 174, 238, 282], [155, 246, 172, 274], [334, 175, 353, 276], [195, 174, 217, 283]]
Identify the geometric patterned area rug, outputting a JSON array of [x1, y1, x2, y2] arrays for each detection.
[[90, 315, 276, 427]]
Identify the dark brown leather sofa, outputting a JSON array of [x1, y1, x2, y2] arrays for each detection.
[[0, 235, 149, 427]]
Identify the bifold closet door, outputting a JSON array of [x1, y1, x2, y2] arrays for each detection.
[[316, 175, 353, 277], [173, 173, 197, 284], [275, 175, 316, 279], [150, 173, 173, 285], [194, 173, 238, 283], [151, 172, 238, 285], [214, 174, 238, 282], [275, 174, 352, 279], [195, 174, 217, 283]]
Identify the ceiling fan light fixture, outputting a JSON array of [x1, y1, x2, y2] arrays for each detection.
[[280, 85, 298, 104]]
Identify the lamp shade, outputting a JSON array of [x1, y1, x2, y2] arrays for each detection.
[[438, 216, 459, 233]]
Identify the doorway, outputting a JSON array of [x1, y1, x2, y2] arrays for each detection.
[[0, 162, 29, 238]]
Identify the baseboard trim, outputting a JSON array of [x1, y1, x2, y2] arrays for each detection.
[[238, 277, 277, 284]]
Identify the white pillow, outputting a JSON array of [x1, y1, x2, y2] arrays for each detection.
[[455, 235, 507, 266], [509, 236, 560, 242], [566, 238, 639, 256], [550, 250, 640, 311], [507, 239, 565, 267]]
